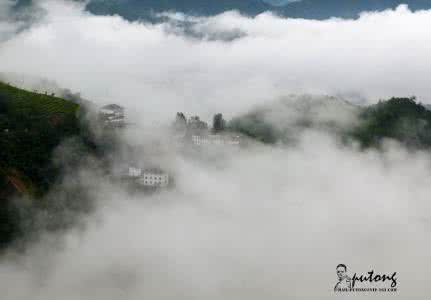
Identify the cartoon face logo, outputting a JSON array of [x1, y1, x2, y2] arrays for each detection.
[[334, 264, 352, 291]]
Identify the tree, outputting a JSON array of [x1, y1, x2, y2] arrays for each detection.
[[212, 113, 226, 133], [188, 116, 208, 131], [176, 112, 187, 125], [173, 112, 187, 133], [351, 97, 431, 148]]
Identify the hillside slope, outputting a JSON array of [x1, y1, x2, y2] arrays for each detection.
[[352, 97, 431, 148], [229, 95, 361, 144], [228, 96, 431, 148], [0, 81, 80, 199]]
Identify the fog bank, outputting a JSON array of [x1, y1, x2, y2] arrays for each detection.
[[1, 1, 431, 123]]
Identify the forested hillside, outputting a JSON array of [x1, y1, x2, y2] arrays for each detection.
[[0, 82, 87, 248], [353, 97, 431, 148], [0, 81, 80, 198], [229, 96, 431, 148]]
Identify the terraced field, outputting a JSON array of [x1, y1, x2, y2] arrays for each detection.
[[0, 81, 82, 198], [0, 81, 79, 116]]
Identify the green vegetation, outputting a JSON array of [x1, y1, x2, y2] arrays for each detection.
[[229, 109, 280, 144], [212, 113, 226, 133], [0, 82, 87, 248], [0, 81, 78, 116], [228, 96, 431, 148], [352, 97, 431, 148], [1, 82, 431, 250], [227, 96, 359, 144], [0, 81, 81, 197]]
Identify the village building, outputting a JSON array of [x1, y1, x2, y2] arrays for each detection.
[[191, 134, 241, 147], [99, 104, 125, 127], [137, 169, 170, 188], [123, 166, 170, 188], [127, 167, 142, 177]]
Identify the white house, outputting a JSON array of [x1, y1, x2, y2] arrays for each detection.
[[191, 134, 241, 147], [100, 104, 124, 116], [121, 166, 169, 188], [99, 104, 125, 127], [137, 170, 169, 187], [127, 167, 142, 177]]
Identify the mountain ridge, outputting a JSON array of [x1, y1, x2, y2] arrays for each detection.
[[85, 0, 431, 20], [10, 0, 431, 21]]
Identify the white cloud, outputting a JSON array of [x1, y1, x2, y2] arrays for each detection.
[[1, 132, 431, 299], [0, 2, 430, 124], [1, 2, 431, 299]]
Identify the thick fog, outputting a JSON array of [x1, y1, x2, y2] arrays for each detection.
[[2, 133, 431, 299], [1, 0, 431, 299], [1, 1, 431, 122]]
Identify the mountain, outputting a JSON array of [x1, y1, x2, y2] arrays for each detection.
[[277, 0, 431, 20], [228, 95, 361, 144], [10, 0, 431, 21], [352, 97, 431, 148], [0, 81, 85, 247], [0, 81, 81, 199], [85, 0, 270, 20], [85, 0, 431, 20], [228, 95, 431, 148]]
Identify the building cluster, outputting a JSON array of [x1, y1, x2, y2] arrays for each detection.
[[173, 112, 242, 148], [99, 105, 243, 189], [99, 104, 170, 189]]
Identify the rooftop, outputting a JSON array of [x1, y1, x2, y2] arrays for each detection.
[[101, 104, 124, 111]]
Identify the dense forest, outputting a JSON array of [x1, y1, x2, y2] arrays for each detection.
[[352, 97, 431, 148], [0, 82, 80, 196]]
